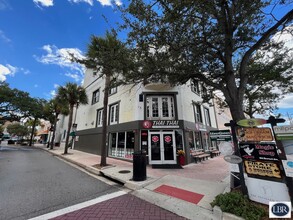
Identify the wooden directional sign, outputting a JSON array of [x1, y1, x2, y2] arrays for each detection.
[[237, 128, 274, 142], [237, 118, 267, 127], [244, 160, 282, 179]]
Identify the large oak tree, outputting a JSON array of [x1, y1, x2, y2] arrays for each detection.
[[122, 0, 293, 121]]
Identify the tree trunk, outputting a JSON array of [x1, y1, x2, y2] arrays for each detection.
[[29, 119, 37, 146], [100, 74, 111, 167], [228, 98, 246, 122], [222, 74, 247, 122], [64, 106, 73, 154], [50, 113, 58, 150]]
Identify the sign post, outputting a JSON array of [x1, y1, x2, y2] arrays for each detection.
[[225, 120, 248, 196]]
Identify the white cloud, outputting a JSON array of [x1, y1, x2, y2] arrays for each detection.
[[277, 94, 293, 108], [0, 30, 11, 43], [96, 0, 122, 6], [34, 44, 85, 81], [34, 0, 122, 7], [0, 64, 16, 81], [114, 0, 122, 6], [47, 84, 60, 99], [33, 0, 54, 7], [68, 0, 93, 6], [65, 72, 82, 82]]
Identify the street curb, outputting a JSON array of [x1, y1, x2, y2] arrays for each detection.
[[35, 147, 102, 177]]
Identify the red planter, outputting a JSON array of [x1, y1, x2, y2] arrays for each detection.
[[179, 155, 185, 166]]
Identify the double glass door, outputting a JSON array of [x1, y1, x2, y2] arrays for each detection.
[[149, 131, 176, 164]]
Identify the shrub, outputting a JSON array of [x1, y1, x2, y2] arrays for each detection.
[[211, 191, 266, 220]]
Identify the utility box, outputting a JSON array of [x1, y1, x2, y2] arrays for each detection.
[[132, 151, 147, 181]]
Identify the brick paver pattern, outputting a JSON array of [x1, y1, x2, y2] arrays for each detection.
[[51, 194, 187, 220]]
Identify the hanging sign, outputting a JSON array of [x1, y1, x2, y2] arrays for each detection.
[[209, 130, 232, 141], [244, 160, 282, 179], [237, 128, 273, 142], [142, 120, 153, 129], [239, 143, 280, 161], [237, 118, 267, 127]]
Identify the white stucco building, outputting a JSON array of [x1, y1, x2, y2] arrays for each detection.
[[57, 69, 221, 165]]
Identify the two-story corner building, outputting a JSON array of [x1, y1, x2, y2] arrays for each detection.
[[59, 69, 219, 165]]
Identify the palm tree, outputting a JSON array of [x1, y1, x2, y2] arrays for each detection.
[[81, 31, 134, 166], [44, 98, 69, 150], [56, 82, 88, 154]]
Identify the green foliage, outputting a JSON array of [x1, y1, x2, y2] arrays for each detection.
[[211, 192, 266, 220], [0, 82, 48, 122], [122, 0, 293, 121], [56, 82, 88, 108], [0, 82, 34, 121], [7, 123, 30, 138], [75, 31, 134, 166], [44, 98, 69, 124], [56, 82, 88, 153]]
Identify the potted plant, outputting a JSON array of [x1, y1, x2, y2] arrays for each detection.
[[177, 150, 185, 166]]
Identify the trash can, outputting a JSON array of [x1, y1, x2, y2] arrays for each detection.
[[132, 151, 147, 181]]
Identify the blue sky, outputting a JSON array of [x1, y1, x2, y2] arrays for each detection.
[[0, 0, 123, 98], [0, 0, 292, 123]]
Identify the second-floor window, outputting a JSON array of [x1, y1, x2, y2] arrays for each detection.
[[204, 107, 211, 126], [96, 109, 103, 127], [201, 84, 208, 98], [146, 96, 175, 120], [109, 87, 117, 95], [109, 103, 119, 125], [191, 80, 200, 94], [92, 89, 100, 104], [193, 104, 202, 123]]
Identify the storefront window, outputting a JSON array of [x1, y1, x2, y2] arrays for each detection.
[[194, 132, 201, 149], [188, 131, 194, 150], [109, 131, 135, 159], [188, 131, 202, 150], [110, 133, 117, 156]]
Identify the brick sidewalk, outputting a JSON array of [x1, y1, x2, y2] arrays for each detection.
[[51, 194, 187, 220]]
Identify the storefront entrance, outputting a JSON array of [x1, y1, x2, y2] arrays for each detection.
[[148, 131, 176, 164]]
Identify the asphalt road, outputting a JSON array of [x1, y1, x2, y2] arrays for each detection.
[[0, 144, 119, 220]]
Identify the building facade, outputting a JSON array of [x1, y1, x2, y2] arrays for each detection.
[[60, 69, 219, 165]]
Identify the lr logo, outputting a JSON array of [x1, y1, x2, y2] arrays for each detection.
[[269, 202, 291, 218]]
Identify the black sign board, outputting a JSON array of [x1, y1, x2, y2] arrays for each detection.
[[239, 143, 280, 161]]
